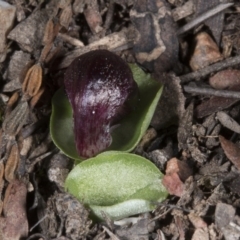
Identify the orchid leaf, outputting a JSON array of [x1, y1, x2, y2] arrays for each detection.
[[50, 88, 80, 160], [50, 64, 162, 160], [90, 199, 155, 221], [109, 64, 162, 152], [65, 151, 168, 220]]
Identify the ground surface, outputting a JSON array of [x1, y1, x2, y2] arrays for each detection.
[[0, 0, 240, 239]]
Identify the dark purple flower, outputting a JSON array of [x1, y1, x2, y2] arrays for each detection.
[[64, 50, 138, 158]]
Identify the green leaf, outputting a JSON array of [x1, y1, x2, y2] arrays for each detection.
[[90, 199, 155, 221], [108, 64, 163, 152], [50, 88, 80, 159], [65, 151, 168, 220], [50, 64, 162, 160]]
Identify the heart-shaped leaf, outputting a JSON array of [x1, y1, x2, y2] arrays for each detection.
[[65, 151, 168, 220], [50, 64, 162, 160]]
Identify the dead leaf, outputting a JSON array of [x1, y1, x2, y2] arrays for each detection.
[[174, 214, 188, 239], [209, 69, 240, 90], [42, 19, 55, 45], [0, 162, 4, 215], [30, 87, 45, 108], [188, 212, 207, 229], [2, 100, 29, 136], [217, 111, 240, 134], [40, 20, 60, 63], [5, 91, 19, 117], [8, 9, 49, 52], [194, 0, 224, 45], [195, 97, 239, 118], [219, 135, 240, 170], [195, 51, 240, 119], [60, 5, 73, 29], [162, 172, 184, 197], [0, 180, 28, 240], [5, 144, 19, 183], [0, 2, 16, 62], [165, 158, 192, 182], [3, 51, 31, 92], [84, 1, 102, 34], [191, 227, 209, 240], [22, 63, 42, 97]]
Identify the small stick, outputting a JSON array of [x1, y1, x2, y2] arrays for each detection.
[[26, 233, 47, 240], [29, 215, 48, 232], [180, 55, 240, 83], [58, 32, 84, 47], [177, 3, 234, 35], [103, 0, 114, 30], [183, 85, 240, 99], [27, 150, 56, 173]]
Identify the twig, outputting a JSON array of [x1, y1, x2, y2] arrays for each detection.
[[26, 233, 47, 240], [155, 203, 192, 213], [58, 27, 137, 69], [58, 32, 84, 47], [29, 173, 39, 210], [21, 117, 49, 139], [183, 85, 240, 99], [177, 3, 234, 35], [29, 215, 48, 232], [27, 150, 56, 173], [180, 55, 240, 83], [102, 226, 120, 240], [150, 207, 174, 222], [150, 203, 191, 223]]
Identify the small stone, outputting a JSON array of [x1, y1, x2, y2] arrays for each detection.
[[190, 32, 222, 71], [215, 203, 235, 229], [162, 172, 185, 197], [165, 157, 193, 182]]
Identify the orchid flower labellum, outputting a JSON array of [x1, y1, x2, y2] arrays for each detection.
[[64, 50, 138, 159]]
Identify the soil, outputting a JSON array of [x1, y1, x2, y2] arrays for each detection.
[[0, 0, 240, 240]]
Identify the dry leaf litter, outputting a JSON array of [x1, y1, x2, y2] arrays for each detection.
[[0, 0, 240, 240]]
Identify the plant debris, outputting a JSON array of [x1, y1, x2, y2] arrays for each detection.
[[1, 0, 240, 239]]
